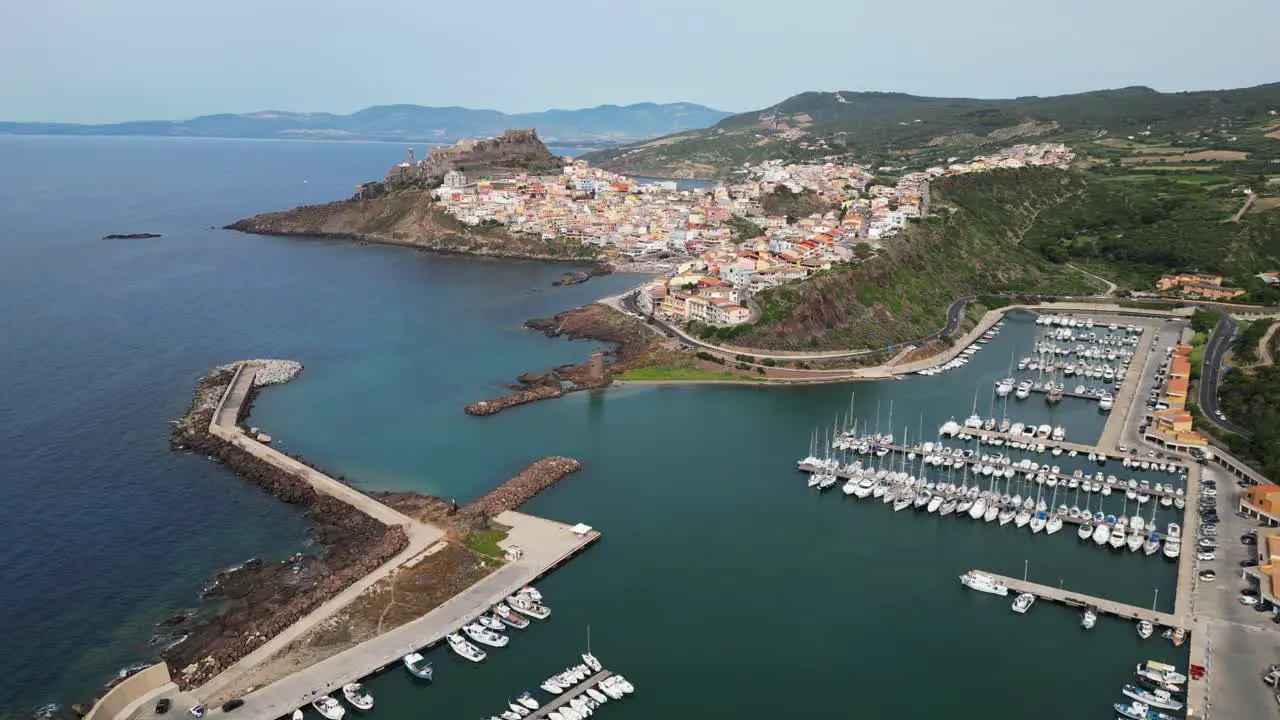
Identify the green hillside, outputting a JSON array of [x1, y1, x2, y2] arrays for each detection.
[[582, 83, 1280, 178], [730, 168, 1098, 350]]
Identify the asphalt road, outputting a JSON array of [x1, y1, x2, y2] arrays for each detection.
[[618, 290, 974, 361], [1199, 312, 1252, 436]]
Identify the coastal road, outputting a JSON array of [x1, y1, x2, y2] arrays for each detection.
[[611, 290, 975, 361], [1198, 312, 1251, 436]]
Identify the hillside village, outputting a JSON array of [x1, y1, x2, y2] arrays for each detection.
[[428, 140, 1073, 326]]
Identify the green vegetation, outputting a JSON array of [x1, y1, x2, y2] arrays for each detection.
[[1236, 319, 1276, 364], [731, 168, 1097, 350], [761, 185, 832, 220], [464, 529, 509, 558], [616, 365, 764, 382], [727, 215, 764, 243], [1218, 362, 1280, 478], [1189, 334, 1207, 381], [1190, 309, 1217, 334]]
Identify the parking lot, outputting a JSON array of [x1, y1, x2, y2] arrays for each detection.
[[1189, 466, 1280, 719]]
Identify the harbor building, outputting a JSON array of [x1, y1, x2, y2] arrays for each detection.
[[1241, 528, 1280, 609], [1239, 484, 1280, 525]]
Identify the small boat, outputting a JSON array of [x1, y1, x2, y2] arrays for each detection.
[[464, 622, 510, 647], [959, 570, 1009, 596], [494, 604, 531, 629], [293, 711, 303, 720], [341, 684, 373, 712], [1136, 660, 1187, 686], [447, 633, 486, 662], [583, 652, 602, 672], [1122, 684, 1184, 711], [541, 679, 565, 695], [1081, 608, 1097, 629], [508, 595, 551, 620], [479, 614, 507, 632], [1136, 620, 1154, 639], [502, 711, 523, 720], [1115, 701, 1179, 720], [311, 696, 346, 720], [402, 652, 433, 680], [1078, 520, 1094, 540], [509, 702, 531, 717], [518, 692, 541, 710], [1168, 627, 1186, 647], [1011, 592, 1035, 614], [518, 586, 543, 602]]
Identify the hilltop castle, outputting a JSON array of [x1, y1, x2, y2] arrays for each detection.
[[383, 129, 562, 188]]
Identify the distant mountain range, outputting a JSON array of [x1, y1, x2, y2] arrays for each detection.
[[582, 82, 1280, 177], [0, 102, 733, 146]]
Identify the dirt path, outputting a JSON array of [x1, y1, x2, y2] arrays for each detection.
[[1249, 321, 1279, 368], [1228, 193, 1256, 222], [1066, 263, 1118, 296]]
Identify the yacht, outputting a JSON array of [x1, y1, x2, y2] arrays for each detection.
[[1136, 620, 1154, 639], [968, 495, 987, 520], [518, 692, 541, 710], [1011, 592, 1035, 614], [341, 684, 374, 711], [1126, 528, 1144, 552], [959, 570, 1009, 596], [1036, 424, 1052, 439], [586, 689, 608, 705], [1136, 660, 1188, 686], [1099, 393, 1114, 411], [402, 652, 433, 680], [927, 492, 945, 513], [1081, 608, 1097, 630], [1122, 684, 1184, 712], [852, 476, 876, 498], [995, 378, 1014, 396], [464, 622, 511, 648], [998, 505, 1016, 525], [507, 595, 551, 620], [583, 652, 602, 673], [1015, 381, 1033, 400], [1029, 511, 1048, 533], [494, 604, 530, 629], [1143, 532, 1161, 556], [311, 697, 346, 720], [1092, 522, 1111, 546], [1045, 513, 1063, 535], [1115, 702, 1178, 720], [1051, 425, 1065, 441], [447, 633, 487, 662], [1078, 519, 1094, 540], [1109, 523, 1128, 550], [1014, 507, 1032, 528], [913, 488, 933, 510]]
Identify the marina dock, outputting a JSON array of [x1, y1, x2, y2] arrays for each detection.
[[976, 570, 1182, 628], [528, 671, 614, 720]]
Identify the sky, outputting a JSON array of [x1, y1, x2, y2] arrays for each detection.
[[0, 0, 1276, 123]]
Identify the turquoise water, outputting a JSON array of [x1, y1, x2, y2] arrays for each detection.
[[0, 136, 1185, 719]]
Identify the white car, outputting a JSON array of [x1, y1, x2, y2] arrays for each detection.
[[1203, 488, 1217, 497], [1197, 552, 1215, 561], [1241, 595, 1260, 606]]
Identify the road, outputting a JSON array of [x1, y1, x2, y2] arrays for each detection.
[[1198, 312, 1251, 436], [1066, 263, 1118, 296], [612, 290, 974, 361]]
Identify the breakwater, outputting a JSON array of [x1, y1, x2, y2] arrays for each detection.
[[166, 365, 409, 689], [460, 456, 582, 527]]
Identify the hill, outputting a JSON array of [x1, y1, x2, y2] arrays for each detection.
[[581, 83, 1280, 177], [729, 168, 1098, 350], [0, 101, 731, 145]]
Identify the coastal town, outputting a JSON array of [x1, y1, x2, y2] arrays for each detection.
[[427, 141, 1074, 326]]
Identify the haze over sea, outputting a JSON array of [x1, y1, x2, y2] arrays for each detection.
[[1, 135, 1182, 719]]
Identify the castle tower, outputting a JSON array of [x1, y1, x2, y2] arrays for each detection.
[[588, 352, 606, 383], [408, 147, 415, 165]]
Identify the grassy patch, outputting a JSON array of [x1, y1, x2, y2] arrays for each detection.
[[464, 529, 509, 558], [617, 365, 765, 381]]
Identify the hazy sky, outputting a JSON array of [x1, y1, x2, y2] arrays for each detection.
[[1, 0, 1275, 122]]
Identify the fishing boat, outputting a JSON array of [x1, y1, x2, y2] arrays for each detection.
[[402, 652, 433, 680], [464, 622, 510, 647], [480, 614, 507, 632], [1081, 608, 1097, 630], [311, 696, 346, 720], [494, 604, 530, 629], [517, 692, 541, 710], [1122, 684, 1184, 711], [1136, 620, 1154, 639], [1114, 701, 1179, 720], [507, 595, 551, 620], [1011, 592, 1035, 614], [1136, 660, 1188, 686], [447, 633, 486, 662], [341, 684, 374, 711], [959, 570, 1009, 596]]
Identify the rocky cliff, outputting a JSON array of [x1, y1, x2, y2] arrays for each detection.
[[392, 128, 564, 186], [227, 189, 601, 262]]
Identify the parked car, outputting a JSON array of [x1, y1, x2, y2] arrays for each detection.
[[1241, 594, 1261, 606], [188, 707, 206, 718], [220, 700, 244, 713], [1243, 535, 1259, 545], [155, 699, 171, 715], [1198, 552, 1216, 561], [1242, 559, 1257, 567], [1200, 570, 1217, 581]]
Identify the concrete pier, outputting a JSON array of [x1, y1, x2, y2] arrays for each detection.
[[528, 671, 613, 720], [974, 570, 1181, 627]]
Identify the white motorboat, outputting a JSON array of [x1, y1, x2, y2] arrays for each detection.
[[1011, 592, 1035, 614], [586, 688, 608, 704], [311, 696, 346, 720], [959, 570, 1009, 596], [1136, 620, 1154, 639], [507, 595, 551, 620], [402, 652, 433, 680], [480, 614, 507, 632], [447, 633, 487, 662], [292, 711, 303, 720], [1081, 608, 1097, 630], [927, 493, 944, 513], [1078, 520, 1094, 540], [1109, 524, 1128, 550], [541, 679, 565, 695], [1092, 522, 1111, 546], [611, 675, 635, 694], [464, 622, 510, 648], [341, 684, 374, 711], [509, 702, 531, 717], [518, 692, 540, 710], [1122, 684, 1183, 711], [518, 586, 543, 602], [1136, 660, 1188, 686], [502, 710, 524, 720]]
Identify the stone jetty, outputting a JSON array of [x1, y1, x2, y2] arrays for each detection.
[[456, 456, 582, 530], [465, 385, 565, 416]]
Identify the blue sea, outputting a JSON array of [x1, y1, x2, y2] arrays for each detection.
[[1, 135, 1183, 720]]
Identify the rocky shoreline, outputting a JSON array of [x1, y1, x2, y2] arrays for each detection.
[[163, 366, 409, 689], [464, 304, 660, 417], [102, 232, 162, 240]]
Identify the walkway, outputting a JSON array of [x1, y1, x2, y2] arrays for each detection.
[[209, 512, 600, 720], [973, 571, 1181, 627]]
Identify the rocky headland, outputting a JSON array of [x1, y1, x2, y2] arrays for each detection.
[[164, 366, 408, 689]]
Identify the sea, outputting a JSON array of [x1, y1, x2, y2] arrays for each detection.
[[0, 135, 1185, 719]]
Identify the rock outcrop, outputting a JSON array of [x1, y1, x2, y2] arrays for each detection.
[[385, 129, 564, 188], [454, 457, 583, 532]]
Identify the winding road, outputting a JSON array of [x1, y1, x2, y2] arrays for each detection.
[[1197, 312, 1251, 436]]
